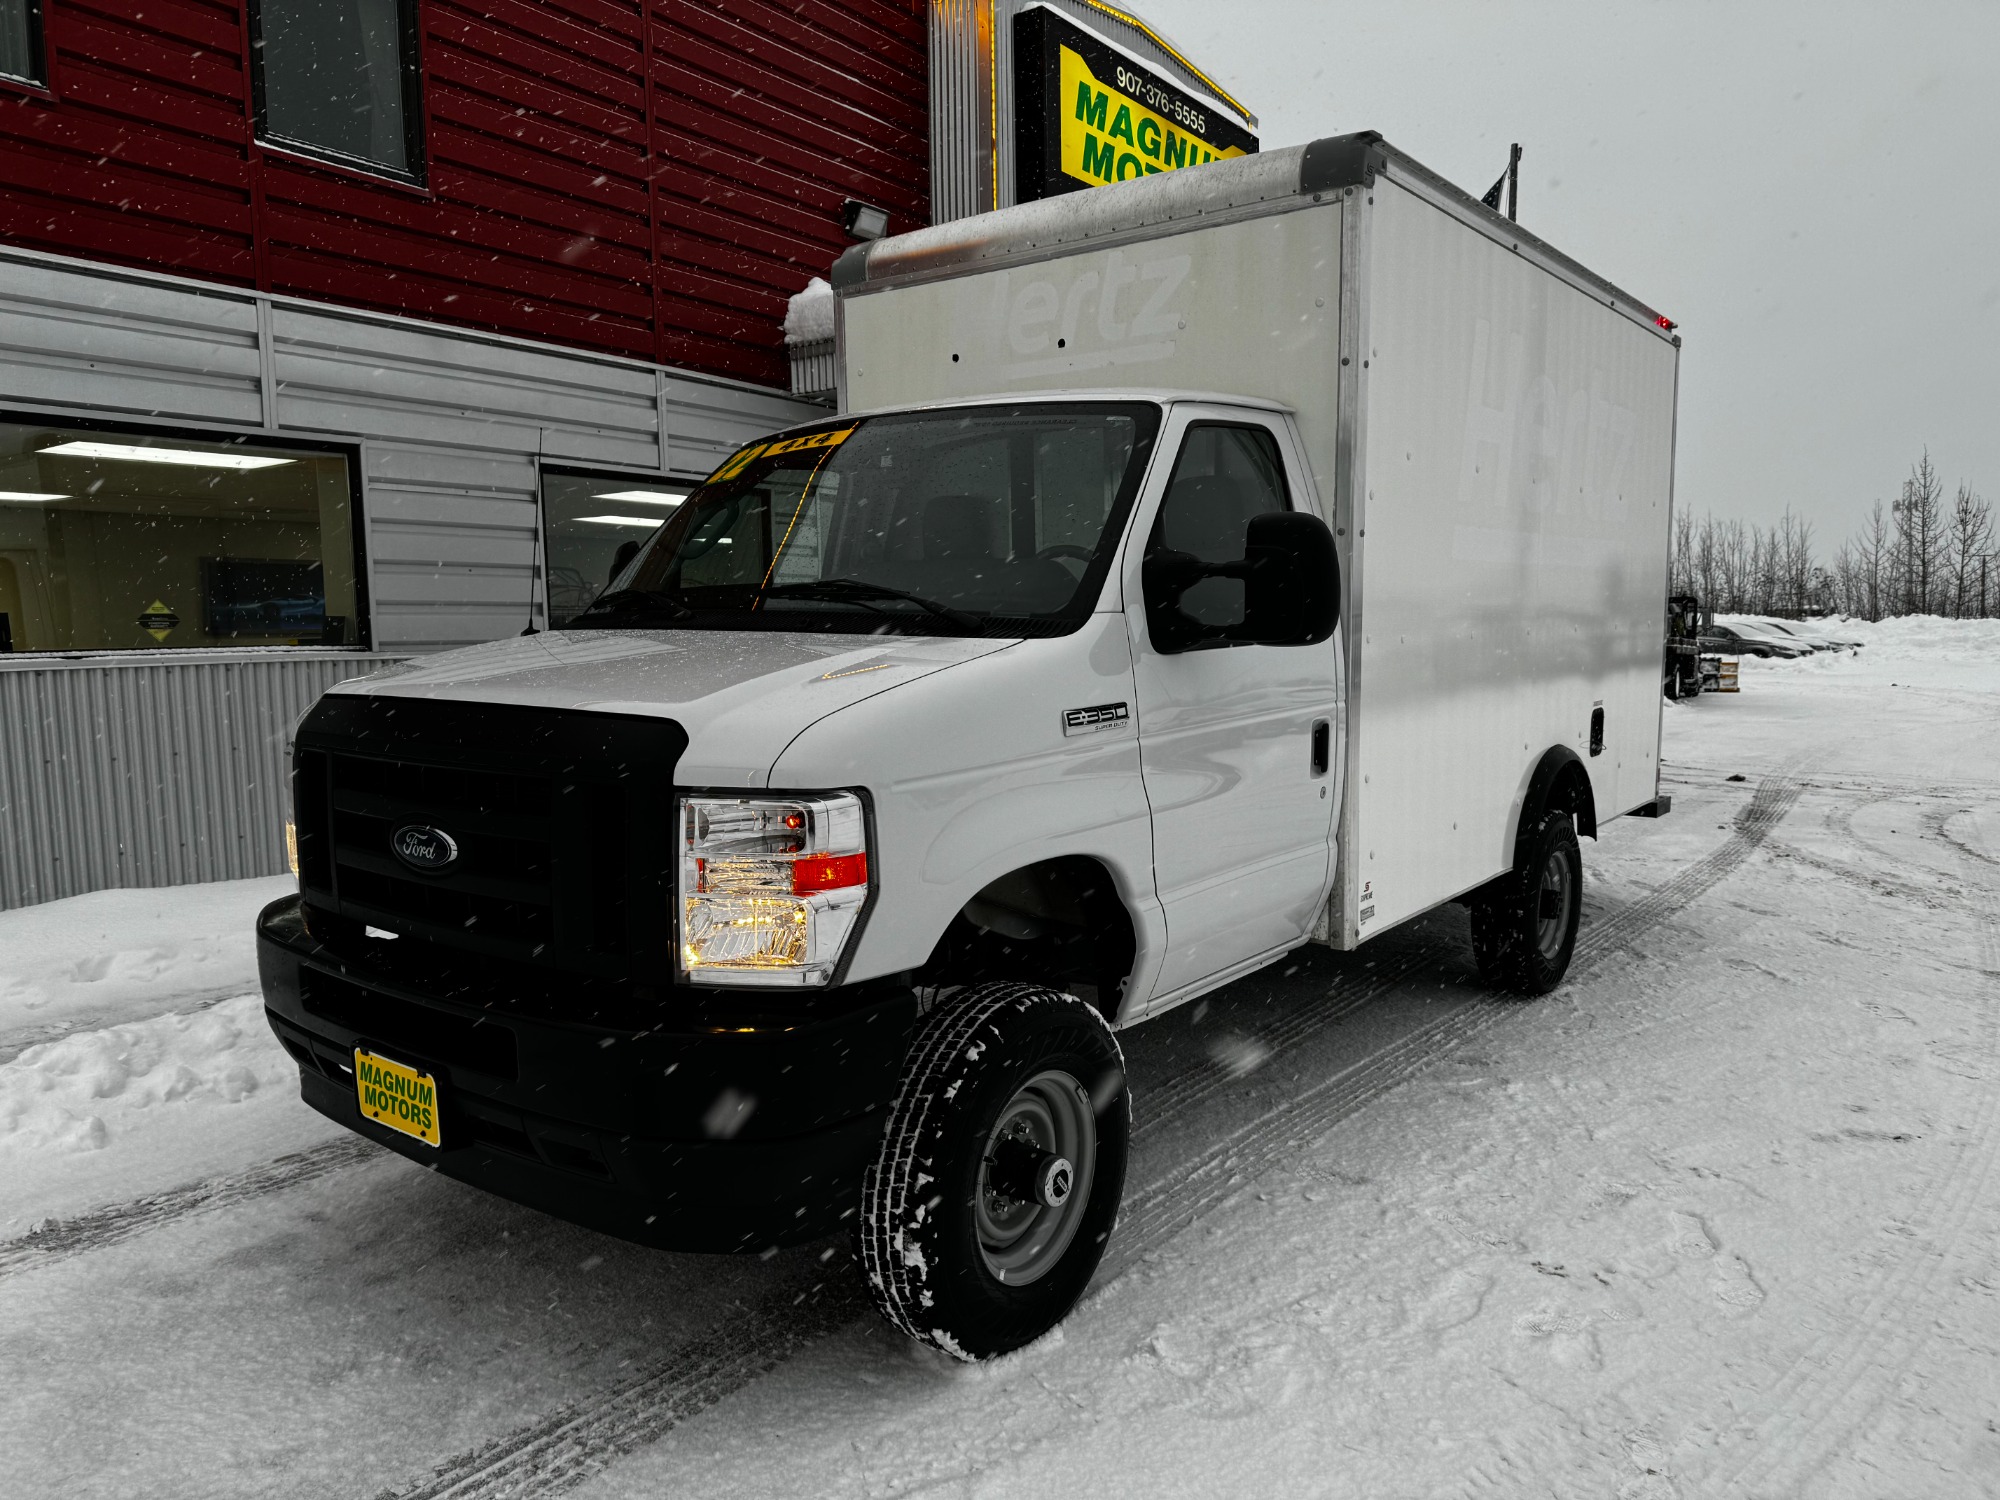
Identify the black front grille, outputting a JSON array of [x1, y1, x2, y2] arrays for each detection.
[[301, 969, 520, 1079], [293, 694, 685, 980]]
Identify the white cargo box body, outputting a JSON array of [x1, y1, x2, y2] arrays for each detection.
[[832, 133, 1678, 949]]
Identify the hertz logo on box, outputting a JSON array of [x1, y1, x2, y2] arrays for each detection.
[[1013, 8, 1257, 203]]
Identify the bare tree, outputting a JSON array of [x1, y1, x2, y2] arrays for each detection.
[[1718, 518, 1750, 613], [1854, 499, 1891, 620], [1830, 541, 1863, 617], [1693, 514, 1723, 609], [1670, 508, 1695, 595], [1944, 482, 1994, 618], [1767, 508, 1815, 616], [1683, 450, 1986, 623], [1892, 449, 1946, 614]]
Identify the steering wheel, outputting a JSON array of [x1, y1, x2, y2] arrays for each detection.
[[1034, 544, 1093, 563]]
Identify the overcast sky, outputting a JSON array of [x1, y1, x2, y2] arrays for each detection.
[[1138, 0, 2000, 549]]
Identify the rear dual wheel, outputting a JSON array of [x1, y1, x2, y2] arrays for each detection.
[[858, 983, 1128, 1360]]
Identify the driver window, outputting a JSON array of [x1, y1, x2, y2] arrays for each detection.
[[1148, 423, 1291, 626]]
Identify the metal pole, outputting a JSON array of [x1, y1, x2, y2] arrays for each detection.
[[1506, 143, 1521, 222]]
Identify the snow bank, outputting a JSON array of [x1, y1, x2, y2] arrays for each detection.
[[0, 875, 291, 1051], [1829, 613, 2000, 663], [0, 876, 335, 1231], [0, 995, 291, 1162], [1715, 613, 2000, 665], [783, 277, 834, 344]]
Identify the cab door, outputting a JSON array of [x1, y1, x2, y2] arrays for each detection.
[[1124, 407, 1342, 1005]]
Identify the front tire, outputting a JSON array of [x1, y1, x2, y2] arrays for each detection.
[[1470, 811, 1583, 995], [858, 983, 1129, 1360]]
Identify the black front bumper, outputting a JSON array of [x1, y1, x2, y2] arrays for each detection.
[[257, 896, 920, 1253]]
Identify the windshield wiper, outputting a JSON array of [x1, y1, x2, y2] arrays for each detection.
[[571, 587, 693, 623], [762, 580, 980, 632]]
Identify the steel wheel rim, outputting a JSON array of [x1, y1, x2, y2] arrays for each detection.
[[975, 1068, 1096, 1286], [1536, 847, 1574, 961]]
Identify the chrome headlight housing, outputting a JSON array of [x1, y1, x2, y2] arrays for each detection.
[[678, 792, 870, 987]]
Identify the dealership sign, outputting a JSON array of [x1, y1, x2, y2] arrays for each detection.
[[1013, 7, 1256, 202]]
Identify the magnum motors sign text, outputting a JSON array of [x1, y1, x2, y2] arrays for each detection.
[[1013, 8, 1257, 203]]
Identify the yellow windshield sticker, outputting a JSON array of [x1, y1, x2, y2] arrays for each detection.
[[706, 442, 767, 485], [706, 427, 854, 487], [762, 426, 856, 459], [1060, 45, 1246, 187]]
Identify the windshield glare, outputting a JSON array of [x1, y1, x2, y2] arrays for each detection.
[[567, 402, 1159, 637]]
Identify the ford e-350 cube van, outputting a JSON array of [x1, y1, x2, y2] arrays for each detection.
[[259, 133, 1678, 1360]]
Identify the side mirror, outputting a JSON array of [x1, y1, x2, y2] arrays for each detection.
[[1143, 511, 1340, 652], [1242, 511, 1339, 645]]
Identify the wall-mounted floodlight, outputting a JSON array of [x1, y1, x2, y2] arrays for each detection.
[[842, 199, 890, 241], [0, 491, 69, 502], [40, 441, 294, 470]]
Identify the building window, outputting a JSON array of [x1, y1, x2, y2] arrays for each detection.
[[541, 469, 693, 628], [0, 0, 45, 87], [251, 0, 423, 182], [0, 421, 363, 653]]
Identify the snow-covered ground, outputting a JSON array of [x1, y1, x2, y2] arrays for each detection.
[[3, 621, 1997, 1499]]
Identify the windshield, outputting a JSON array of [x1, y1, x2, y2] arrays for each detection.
[[561, 402, 1160, 637]]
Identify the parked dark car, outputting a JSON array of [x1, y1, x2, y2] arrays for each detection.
[[1749, 618, 1863, 651], [1701, 623, 1808, 659]]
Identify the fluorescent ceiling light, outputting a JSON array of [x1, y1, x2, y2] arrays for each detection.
[[0, 490, 68, 502], [592, 490, 686, 506], [40, 440, 295, 470], [575, 514, 668, 528]]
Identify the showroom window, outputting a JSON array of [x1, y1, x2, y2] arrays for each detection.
[[0, 0, 44, 87], [541, 468, 693, 628], [251, 0, 424, 182], [0, 422, 362, 654]]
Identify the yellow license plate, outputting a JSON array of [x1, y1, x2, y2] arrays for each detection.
[[354, 1049, 442, 1148]]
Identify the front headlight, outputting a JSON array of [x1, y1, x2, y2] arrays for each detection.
[[678, 792, 870, 986]]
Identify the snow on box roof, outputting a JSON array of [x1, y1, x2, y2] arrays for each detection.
[[833, 131, 1673, 338]]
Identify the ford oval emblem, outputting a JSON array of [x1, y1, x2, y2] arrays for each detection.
[[391, 824, 459, 873]]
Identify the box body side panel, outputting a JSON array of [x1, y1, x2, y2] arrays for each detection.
[[1349, 179, 1676, 939], [839, 203, 1346, 507]]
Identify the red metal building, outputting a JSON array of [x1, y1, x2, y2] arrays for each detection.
[[0, 0, 930, 388]]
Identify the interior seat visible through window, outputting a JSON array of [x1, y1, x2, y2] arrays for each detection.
[[1147, 424, 1292, 629]]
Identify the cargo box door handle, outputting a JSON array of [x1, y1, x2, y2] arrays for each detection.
[[1310, 719, 1331, 776]]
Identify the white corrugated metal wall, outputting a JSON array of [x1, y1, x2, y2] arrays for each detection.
[[0, 245, 816, 907], [0, 652, 400, 907]]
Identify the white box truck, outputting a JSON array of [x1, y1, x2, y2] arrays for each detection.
[[258, 131, 1678, 1361]]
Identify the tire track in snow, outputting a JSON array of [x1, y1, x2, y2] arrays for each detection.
[[1111, 771, 1804, 1270], [1133, 943, 1442, 1141], [370, 772, 1806, 1500], [0, 1136, 379, 1280], [1569, 771, 1802, 971], [377, 1277, 869, 1500], [1693, 854, 2000, 1496], [1138, 770, 1804, 1144]]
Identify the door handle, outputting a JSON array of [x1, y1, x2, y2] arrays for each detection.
[[1310, 719, 1331, 776]]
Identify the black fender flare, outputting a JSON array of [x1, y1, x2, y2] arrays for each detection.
[[1463, 747, 1598, 910], [1514, 745, 1599, 854]]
